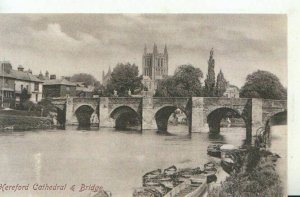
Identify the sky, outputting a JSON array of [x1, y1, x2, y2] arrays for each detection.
[[0, 14, 287, 87]]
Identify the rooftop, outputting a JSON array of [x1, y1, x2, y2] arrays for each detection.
[[43, 78, 76, 86], [0, 69, 43, 82]]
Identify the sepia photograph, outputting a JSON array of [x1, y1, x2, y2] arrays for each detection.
[[0, 12, 288, 197]]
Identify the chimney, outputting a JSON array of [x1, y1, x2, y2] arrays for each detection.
[[50, 74, 56, 80], [1, 61, 12, 73], [28, 69, 32, 74], [45, 70, 49, 79], [18, 65, 24, 72]]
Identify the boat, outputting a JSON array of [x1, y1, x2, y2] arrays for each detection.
[[137, 165, 210, 197], [91, 190, 112, 197], [133, 187, 161, 197], [207, 144, 222, 157], [203, 162, 217, 184], [163, 176, 207, 197], [220, 144, 238, 173], [204, 162, 216, 171], [163, 165, 177, 176]]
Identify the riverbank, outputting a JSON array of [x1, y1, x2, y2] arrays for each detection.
[[207, 147, 283, 197], [0, 114, 52, 130]]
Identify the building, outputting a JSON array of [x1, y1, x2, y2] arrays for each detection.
[[75, 82, 95, 98], [142, 44, 168, 96], [0, 61, 43, 108], [43, 75, 76, 98], [0, 62, 16, 108], [102, 66, 112, 87], [36, 70, 50, 80], [223, 84, 240, 98]]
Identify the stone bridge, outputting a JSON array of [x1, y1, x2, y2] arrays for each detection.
[[51, 97, 287, 137]]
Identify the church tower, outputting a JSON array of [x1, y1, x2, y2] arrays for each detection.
[[142, 44, 169, 96]]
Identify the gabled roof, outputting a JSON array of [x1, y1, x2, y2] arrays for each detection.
[[0, 70, 15, 79], [43, 78, 76, 86], [10, 69, 43, 82], [0, 69, 43, 82]]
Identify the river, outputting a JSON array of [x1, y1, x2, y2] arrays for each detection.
[[0, 125, 286, 197]]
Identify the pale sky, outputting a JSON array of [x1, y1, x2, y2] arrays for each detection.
[[0, 14, 287, 87]]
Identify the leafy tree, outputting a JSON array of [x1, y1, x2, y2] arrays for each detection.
[[70, 73, 99, 86], [204, 48, 216, 97], [20, 88, 31, 109], [104, 63, 143, 97], [154, 64, 203, 97], [240, 70, 287, 100], [36, 99, 57, 117], [215, 70, 228, 97], [23, 100, 36, 112]]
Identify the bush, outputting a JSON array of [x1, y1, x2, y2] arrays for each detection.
[[208, 148, 283, 197]]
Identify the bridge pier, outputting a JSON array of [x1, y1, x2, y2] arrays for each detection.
[[99, 97, 114, 128], [251, 98, 263, 137], [142, 97, 157, 130], [191, 97, 207, 133], [65, 97, 74, 126]]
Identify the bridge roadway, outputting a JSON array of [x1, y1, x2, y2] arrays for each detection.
[[51, 97, 287, 138]]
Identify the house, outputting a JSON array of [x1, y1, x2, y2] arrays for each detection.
[[0, 61, 43, 108], [43, 75, 76, 98], [223, 84, 240, 98], [11, 65, 44, 106], [75, 82, 95, 98], [0, 62, 16, 108]]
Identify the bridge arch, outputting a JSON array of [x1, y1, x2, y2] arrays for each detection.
[[207, 107, 247, 134], [75, 104, 96, 127], [110, 105, 141, 130], [265, 110, 287, 131], [155, 105, 190, 133]]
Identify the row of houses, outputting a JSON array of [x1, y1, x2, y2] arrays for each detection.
[[0, 61, 95, 108]]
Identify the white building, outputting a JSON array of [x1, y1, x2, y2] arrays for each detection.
[[0, 62, 43, 107], [223, 85, 240, 98]]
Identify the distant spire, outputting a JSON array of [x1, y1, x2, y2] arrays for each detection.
[[153, 43, 157, 54], [164, 44, 168, 54]]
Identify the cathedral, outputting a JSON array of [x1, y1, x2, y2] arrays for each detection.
[[142, 44, 168, 96]]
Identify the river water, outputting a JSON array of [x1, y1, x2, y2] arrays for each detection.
[[0, 125, 286, 197]]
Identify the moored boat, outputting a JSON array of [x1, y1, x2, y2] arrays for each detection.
[[207, 144, 222, 157], [163, 165, 177, 176]]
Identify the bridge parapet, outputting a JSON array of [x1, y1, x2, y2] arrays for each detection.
[[107, 97, 142, 105], [203, 97, 250, 106], [152, 97, 190, 109], [262, 99, 287, 109]]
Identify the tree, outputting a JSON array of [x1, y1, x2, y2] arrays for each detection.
[[20, 88, 30, 109], [204, 48, 216, 97], [104, 63, 143, 97], [70, 73, 99, 86], [154, 64, 203, 97], [23, 100, 36, 112], [215, 70, 228, 97], [240, 70, 287, 100]]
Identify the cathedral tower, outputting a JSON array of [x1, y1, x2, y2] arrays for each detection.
[[142, 44, 169, 96]]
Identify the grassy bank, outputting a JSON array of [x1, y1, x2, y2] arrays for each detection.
[[0, 114, 52, 130], [208, 147, 283, 197]]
